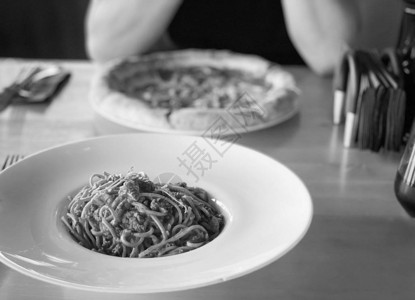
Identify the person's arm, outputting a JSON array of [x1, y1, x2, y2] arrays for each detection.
[[281, 0, 361, 76], [85, 0, 182, 62]]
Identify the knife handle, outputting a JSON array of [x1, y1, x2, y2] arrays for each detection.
[[0, 86, 19, 112]]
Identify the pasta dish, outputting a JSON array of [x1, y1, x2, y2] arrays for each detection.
[[61, 170, 225, 258]]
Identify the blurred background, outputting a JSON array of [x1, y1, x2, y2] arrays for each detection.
[[0, 0, 88, 59], [0, 0, 404, 61]]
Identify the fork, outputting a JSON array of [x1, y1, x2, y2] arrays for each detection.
[[1, 154, 24, 171]]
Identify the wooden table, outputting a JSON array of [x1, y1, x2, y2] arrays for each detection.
[[0, 59, 414, 300]]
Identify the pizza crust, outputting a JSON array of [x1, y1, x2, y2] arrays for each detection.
[[169, 89, 298, 131], [90, 49, 299, 133], [90, 66, 173, 129]]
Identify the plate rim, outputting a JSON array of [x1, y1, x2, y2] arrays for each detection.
[[90, 98, 300, 135]]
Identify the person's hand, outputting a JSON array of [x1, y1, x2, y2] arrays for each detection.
[[281, 0, 361, 75]]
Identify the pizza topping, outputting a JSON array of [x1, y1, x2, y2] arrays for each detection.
[[92, 50, 299, 132], [107, 64, 272, 110]]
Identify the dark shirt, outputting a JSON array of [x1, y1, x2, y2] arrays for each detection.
[[168, 0, 305, 65]]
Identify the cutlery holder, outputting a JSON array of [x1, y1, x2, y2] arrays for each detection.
[[333, 48, 407, 152]]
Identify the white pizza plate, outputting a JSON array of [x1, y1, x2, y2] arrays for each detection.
[[0, 133, 312, 293], [91, 104, 299, 136], [90, 50, 300, 136]]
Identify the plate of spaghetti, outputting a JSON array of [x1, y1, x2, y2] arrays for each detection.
[[61, 171, 225, 258], [0, 133, 312, 293]]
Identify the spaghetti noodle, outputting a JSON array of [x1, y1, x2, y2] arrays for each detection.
[[61, 170, 225, 258]]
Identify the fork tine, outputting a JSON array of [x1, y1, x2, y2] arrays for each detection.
[[11, 154, 19, 165], [1, 155, 10, 170], [13, 154, 24, 165], [17, 154, 25, 163]]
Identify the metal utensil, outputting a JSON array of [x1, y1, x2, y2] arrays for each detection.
[[1, 154, 24, 171], [0, 65, 71, 112], [0, 67, 41, 112], [18, 66, 71, 102]]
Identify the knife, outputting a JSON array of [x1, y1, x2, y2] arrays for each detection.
[[0, 84, 20, 113], [333, 50, 360, 126]]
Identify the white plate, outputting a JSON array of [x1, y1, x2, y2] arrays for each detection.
[[0, 134, 312, 293], [91, 103, 299, 136]]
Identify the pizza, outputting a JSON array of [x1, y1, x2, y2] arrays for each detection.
[[90, 49, 299, 134]]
